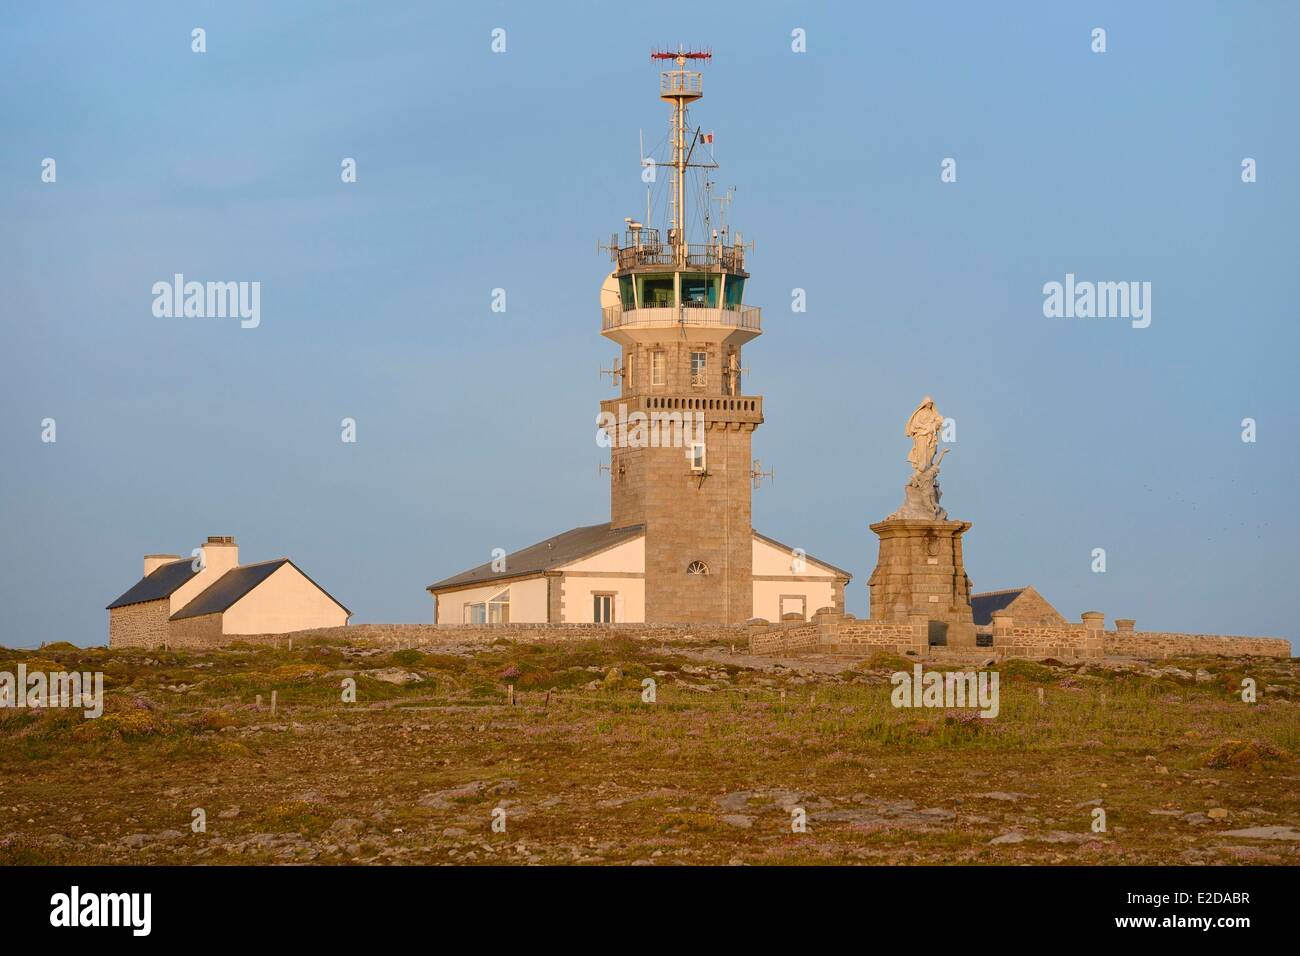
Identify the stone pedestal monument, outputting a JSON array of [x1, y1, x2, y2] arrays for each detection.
[[867, 396, 977, 647]]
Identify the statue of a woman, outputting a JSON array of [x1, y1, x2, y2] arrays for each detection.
[[904, 396, 943, 474], [890, 447, 949, 520]]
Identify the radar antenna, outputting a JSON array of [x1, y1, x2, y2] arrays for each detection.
[[650, 46, 715, 264]]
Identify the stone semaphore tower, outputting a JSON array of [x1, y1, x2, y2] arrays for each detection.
[[598, 48, 762, 624]]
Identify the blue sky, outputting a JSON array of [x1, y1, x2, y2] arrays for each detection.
[[1, 1, 1297, 648]]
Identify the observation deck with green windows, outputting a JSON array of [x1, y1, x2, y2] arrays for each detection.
[[601, 226, 760, 336]]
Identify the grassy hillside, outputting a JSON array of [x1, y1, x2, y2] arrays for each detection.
[[1, 638, 1296, 865]]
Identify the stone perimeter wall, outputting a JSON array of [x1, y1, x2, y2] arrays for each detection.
[[749, 616, 920, 655], [1103, 631, 1288, 659], [103, 616, 1290, 660], [748, 609, 1291, 660], [110, 621, 756, 651], [990, 619, 1288, 660], [166, 614, 224, 648]]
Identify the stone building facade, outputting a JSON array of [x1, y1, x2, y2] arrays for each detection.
[[603, 355, 761, 624], [428, 524, 849, 626], [971, 586, 1065, 628], [868, 518, 976, 646]]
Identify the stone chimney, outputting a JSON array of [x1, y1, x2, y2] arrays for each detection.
[[162, 536, 240, 615], [143, 554, 181, 576], [197, 535, 240, 576], [1081, 610, 1105, 659], [1114, 618, 1135, 633]]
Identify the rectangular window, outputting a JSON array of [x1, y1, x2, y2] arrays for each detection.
[[638, 274, 675, 308], [681, 273, 719, 307], [723, 276, 745, 309], [690, 351, 707, 386], [651, 351, 665, 386], [464, 602, 486, 624], [618, 274, 636, 309], [593, 593, 615, 623], [779, 595, 807, 621], [488, 588, 510, 624], [689, 442, 707, 472]]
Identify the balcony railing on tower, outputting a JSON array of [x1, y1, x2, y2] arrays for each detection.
[[660, 70, 703, 97], [609, 228, 746, 272], [602, 303, 761, 333]]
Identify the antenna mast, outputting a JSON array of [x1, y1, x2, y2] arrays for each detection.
[[651, 46, 711, 267]]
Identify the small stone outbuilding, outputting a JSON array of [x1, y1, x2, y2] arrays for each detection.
[[971, 586, 1065, 628]]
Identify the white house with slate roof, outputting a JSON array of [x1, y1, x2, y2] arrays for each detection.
[[107, 536, 349, 647], [427, 523, 849, 625]]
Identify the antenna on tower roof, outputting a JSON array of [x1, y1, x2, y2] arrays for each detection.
[[650, 46, 716, 264], [713, 185, 735, 237], [650, 45, 712, 62]]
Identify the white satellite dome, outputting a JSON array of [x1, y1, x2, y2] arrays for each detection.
[[599, 272, 621, 310]]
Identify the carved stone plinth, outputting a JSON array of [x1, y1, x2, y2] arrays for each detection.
[[867, 518, 976, 647]]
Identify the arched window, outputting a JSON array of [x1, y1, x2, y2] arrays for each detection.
[[686, 561, 709, 575]]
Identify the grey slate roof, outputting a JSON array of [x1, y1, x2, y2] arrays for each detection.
[[970, 588, 1026, 626], [106, 559, 199, 610], [169, 559, 291, 620], [110, 555, 350, 620], [427, 522, 646, 592]]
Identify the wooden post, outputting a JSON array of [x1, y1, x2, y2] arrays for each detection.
[[255, 694, 262, 710], [271, 690, 278, 716], [507, 684, 515, 706], [288, 637, 293, 651]]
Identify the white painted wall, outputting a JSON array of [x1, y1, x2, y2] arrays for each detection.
[[752, 535, 843, 576], [221, 563, 349, 634], [563, 536, 644, 573], [752, 579, 836, 622], [751, 534, 840, 622], [558, 536, 646, 623], [561, 575, 646, 623], [434, 576, 549, 624]]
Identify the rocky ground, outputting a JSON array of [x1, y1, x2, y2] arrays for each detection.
[[0, 637, 1296, 865]]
